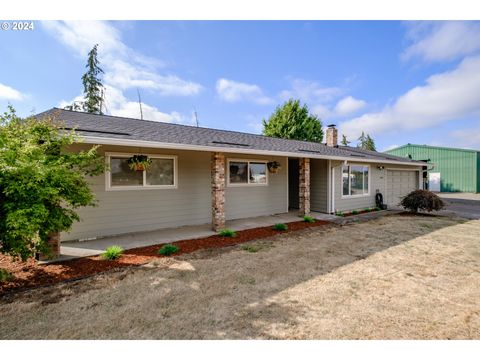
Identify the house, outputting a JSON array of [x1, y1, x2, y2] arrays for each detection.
[[36, 108, 426, 246], [385, 144, 480, 193]]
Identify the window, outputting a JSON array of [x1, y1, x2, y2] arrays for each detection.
[[228, 160, 267, 186], [107, 153, 177, 190], [342, 165, 369, 196]]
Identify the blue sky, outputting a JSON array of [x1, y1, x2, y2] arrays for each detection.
[[1, 20, 480, 151]]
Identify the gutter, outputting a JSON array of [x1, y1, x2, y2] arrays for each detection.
[[80, 135, 428, 167]]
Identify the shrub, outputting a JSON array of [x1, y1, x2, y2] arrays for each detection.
[[400, 190, 445, 213], [0, 268, 14, 282], [375, 207, 382, 211], [351, 210, 359, 215], [273, 223, 288, 231], [218, 229, 237, 237], [158, 244, 179, 256], [101, 245, 124, 260], [335, 211, 344, 217], [364, 208, 372, 212], [303, 215, 315, 223]]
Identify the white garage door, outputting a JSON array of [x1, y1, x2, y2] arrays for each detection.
[[386, 170, 418, 207]]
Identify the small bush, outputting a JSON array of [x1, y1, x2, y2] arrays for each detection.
[[375, 207, 382, 211], [364, 208, 372, 212], [158, 244, 179, 256], [218, 229, 237, 237], [303, 215, 315, 223], [0, 268, 14, 282], [335, 211, 344, 217], [400, 190, 445, 213], [351, 210, 359, 215], [102, 245, 124, 260], [273, 223, 288, 231]]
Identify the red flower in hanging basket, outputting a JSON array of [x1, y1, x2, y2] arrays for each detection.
[[127, 155, 152, 172]]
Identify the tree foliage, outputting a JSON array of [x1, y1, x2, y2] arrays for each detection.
[[65, 44, 105, 114], [357, 131, 376, 151], [262, 99, 323, 143], [0, 106, 105, 260], [341, 134, 350, 146]]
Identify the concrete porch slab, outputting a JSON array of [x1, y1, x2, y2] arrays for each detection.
[[60, 211, 335, 260]]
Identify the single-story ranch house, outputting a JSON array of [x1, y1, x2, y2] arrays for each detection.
[[37, 108, 426, 244]]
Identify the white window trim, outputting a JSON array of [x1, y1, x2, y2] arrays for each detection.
[[105, 152, 178, 191], [227, 158, 269, 187], [341, 164, 370, 198]]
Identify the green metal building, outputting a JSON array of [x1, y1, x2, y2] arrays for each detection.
[[385, 144, 480, 193]]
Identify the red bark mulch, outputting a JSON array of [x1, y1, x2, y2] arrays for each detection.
[[0, 219, 332, 295]]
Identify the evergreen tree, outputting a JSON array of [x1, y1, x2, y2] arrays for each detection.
[[357, 131, 367, 149], [262, 99, 323, 143], [365, 134, 376, 151], [341, 134, 350, 146], [81, 44, 104, 114]]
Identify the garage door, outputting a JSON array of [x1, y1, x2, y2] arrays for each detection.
[[386, 170, 418, 207]]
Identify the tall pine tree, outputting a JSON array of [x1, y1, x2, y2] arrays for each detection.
[[81, 44, 104, 114], [341, 134, 350, 146], [357, 131, 376, 151]]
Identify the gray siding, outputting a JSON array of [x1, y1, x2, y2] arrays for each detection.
[[62, 144, 212, 241], [225, 154, 288, 220], [310, 159, 328, 212], [333, 162, 422, 212], [62, 145, 288, 241]]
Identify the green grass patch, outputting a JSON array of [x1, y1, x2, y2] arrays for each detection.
[[0, 268, 14, 282], [218, 229, 237, 237], [303, 215, 315, 223], [101, 245, 124, 260], [273, 223, 288, 231], [158, 244, 179, 256]]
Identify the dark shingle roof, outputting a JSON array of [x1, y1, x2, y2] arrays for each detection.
[[35, 108, 424, 165]]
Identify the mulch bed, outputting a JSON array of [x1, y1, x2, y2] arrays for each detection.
[[398, 211, 440, 217], [339, 209, 381, 217], [0, 219, 331, 295]]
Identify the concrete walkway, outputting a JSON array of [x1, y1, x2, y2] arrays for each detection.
[[59, 211, 338, 260]]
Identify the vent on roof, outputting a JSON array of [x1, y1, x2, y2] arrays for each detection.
[[211, 141, 250, 147], [63, 127, 131, 136], [349, 153, 366, 157]]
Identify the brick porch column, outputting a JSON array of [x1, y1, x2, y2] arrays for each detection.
[[211, 152, 226, 231], [37, 232, 60, 261], [299, 158, 310, 216]]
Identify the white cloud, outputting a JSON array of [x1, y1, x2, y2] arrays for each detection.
[[42, 20, 202, 123], [334, 96, 366, 115], [451, 127, 480, 150], [216, 78, 273, 105], [279, 78, 341, 103], [0, 83, 23, 100], [403, 21, 480, 62], [340, 55, 480, 139], [382, 144, 400, 152]]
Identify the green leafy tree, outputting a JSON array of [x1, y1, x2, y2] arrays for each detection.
[[262, 99, 323, 143], [341, 134, 350, 146], [0, 106, 105, 260], [81, 44, 105, 114]]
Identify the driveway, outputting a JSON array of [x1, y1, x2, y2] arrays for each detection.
[[1, 213, 479, 339], [439, 193, 480, 220]]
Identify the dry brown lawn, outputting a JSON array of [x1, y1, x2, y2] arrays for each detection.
[[0, 214, 479, 339]]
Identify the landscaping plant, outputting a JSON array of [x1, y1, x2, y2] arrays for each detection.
[[351, 210, 359, 215], [218, 229, 237, 237], [158, 244, 179, 256], [102, 246, 124, 260], [273, 223, 288, 231], [0, 106, 105, 260], [400, 189, 445, 213], [303, 215, 315, 223], [0, 268, 14, 282]]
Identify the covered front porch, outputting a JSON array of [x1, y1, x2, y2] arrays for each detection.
[[59, 210, 337, 261]]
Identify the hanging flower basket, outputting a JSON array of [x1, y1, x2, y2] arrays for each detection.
[[267, 161, 282, 174], [127, 155, 152, 172]]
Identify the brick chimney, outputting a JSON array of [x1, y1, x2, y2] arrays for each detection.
[[326, 124, 338, 147]]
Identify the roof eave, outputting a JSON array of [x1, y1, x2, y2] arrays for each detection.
[[80, 135, 427, 167]]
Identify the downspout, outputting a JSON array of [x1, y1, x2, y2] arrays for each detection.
[[331, 166, 335, 214]]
